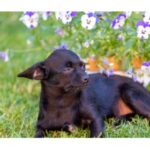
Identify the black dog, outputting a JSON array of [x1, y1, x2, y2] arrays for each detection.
[[18, 49, 150, 137]]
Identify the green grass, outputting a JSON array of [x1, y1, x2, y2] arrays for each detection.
[[0, 12, 150, 138]]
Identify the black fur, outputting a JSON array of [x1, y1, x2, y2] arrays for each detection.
[[18, 49, 150, 137]]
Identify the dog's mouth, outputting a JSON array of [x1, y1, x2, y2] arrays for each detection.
[[64, 83, 88, 92]]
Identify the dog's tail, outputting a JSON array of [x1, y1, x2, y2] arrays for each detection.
[[120, 82, 150, 120]]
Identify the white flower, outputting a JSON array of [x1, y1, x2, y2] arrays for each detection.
[[83, 41, 90, 48], [81, 14, 96, 30], [143, 12, 150, 24], [135, 63, 150, 87], [136, 21, 150, 39], [55, 12, 63, 20], [137, 26, 150, 39], [141, 65, 149, 72], [125, 11, 132, 18], [61, 12, 72, 24], [41, 12, 51, 21], [84, 11, 95, 14], [141, 62, 150, 73], [20, 12, 39, 28], [55, 12, 72, 24], [137, 26, 149, 39], [137, 72, 150, 87], [142, 75, 150, 87]]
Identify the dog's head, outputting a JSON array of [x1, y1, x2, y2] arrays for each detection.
[[18, 49, 89, 92]]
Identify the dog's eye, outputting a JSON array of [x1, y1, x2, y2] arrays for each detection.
[[65, 61, 73, 68], [79, 62, 85, 70], [64, 62, 74, 74]]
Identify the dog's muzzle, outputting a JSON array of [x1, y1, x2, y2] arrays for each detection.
[[81, 74, 89, 85]]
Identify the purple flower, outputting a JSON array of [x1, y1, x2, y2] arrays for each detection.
[[127, 68, 134, 75], [55, 28, 65, 36], [99, 69, 114, 77], [59, 43, 68, 49], [87, 12, 99, 23], [111, 14, 126, 29], [132, 76, 138, 82], [136, 21, 150, 28], [71, 12, 77, 17], [106, 70, 114, 77], [102, 58, 109, 66], [117, 34, 124, 40], [96, 11, 104, 17], [46, 11, 51, 15], [142, 61, 150, 67], [0, 51, 9, 62], [87, 12, 94, 17], [24, 12, 35, 17]]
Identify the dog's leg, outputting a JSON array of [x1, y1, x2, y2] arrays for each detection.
[[35, 128, 45, 138], [79, 104, 105, 138], [34, 108, 47, 138], [120, 83, 150, 121], [89, 117, 105, 138], [35, 120, 48, 138]]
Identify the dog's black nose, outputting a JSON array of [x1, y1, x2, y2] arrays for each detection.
[[81, 74, 89, 84]]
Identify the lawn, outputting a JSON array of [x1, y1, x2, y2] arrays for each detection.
[[0, 12, 150, 138]]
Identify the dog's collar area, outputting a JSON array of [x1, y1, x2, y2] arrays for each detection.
[[41, 81, 83, 96], [64, 85, 74, 92]]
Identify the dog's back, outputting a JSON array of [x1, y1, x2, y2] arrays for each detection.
[[85, 73, 150, 119]]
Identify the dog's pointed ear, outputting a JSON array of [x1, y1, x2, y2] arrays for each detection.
[[17, 61, 48, 80]]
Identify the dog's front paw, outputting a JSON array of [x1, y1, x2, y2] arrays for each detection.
[[62, 122, 76, 133], [90, 131, 104, 138], [35, 130, 45, 138]]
